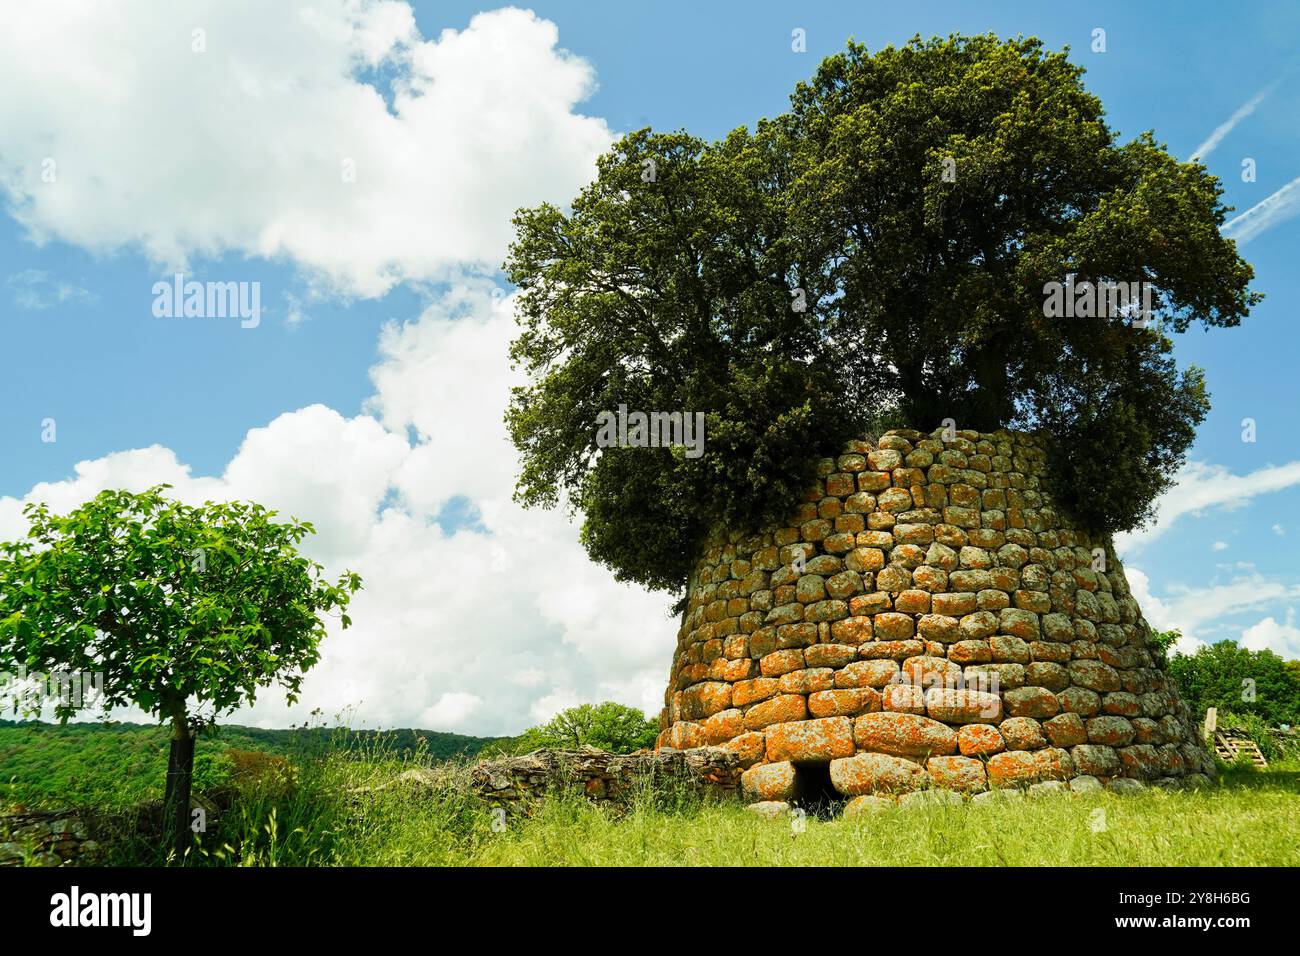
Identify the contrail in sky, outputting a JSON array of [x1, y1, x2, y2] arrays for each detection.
[[1190, 80, 1280, 162], [1223, 175, 1300, 244]]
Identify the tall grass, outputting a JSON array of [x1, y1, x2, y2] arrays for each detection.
[[162, 728, 493, 866], [464, 767, 1299, 867], [114, 747, 1297, 867]]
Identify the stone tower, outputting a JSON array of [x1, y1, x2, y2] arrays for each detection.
[[656, 428, 1215, 810]]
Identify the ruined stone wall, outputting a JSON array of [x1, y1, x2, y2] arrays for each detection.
[[0, 809, 101, 866], [472, 746, 742, 807], [657, 428, 1215, 810]]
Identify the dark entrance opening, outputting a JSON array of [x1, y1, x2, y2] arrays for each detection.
[[791, 762, 845, 819]]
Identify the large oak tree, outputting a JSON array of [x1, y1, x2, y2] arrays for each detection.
[[506, 34, 1260, 594]]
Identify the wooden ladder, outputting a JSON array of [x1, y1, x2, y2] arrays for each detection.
[[1213, 730, 1268, 767]]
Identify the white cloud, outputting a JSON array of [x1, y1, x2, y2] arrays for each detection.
[[285, 293, 311, 327], [1116, 458, 1300, 554], [1241, 609, 1300, 658], [1273, 523, 1286, 536], [1126, 566, 1300, 652], [0, 288, 677, 736], [420, 691, 483, 729], [6, 269, 96, 310], [0, 1, 612, 297], [507, 668, 547, 688], [0, 4, 675, 736], [1190, 80, 1279, 162], [1212, 540, 1229, 551], [1124, 567, 1193, 650], [0, 407, 408, 566], [529, 688, 583, 725], [223, 405, 410, 564]]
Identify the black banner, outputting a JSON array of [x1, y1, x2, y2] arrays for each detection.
[[0, 866, 1285, 941]]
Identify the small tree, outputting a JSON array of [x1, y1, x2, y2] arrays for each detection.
[[512, 702, 658, 754], [1147, 627, 1182, 665], [0, 486, 361, 861]]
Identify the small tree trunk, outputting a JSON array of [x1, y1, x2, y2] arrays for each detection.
[[971, 335, 1010, 432], [162, 704, 194, 863], [897, 359, 938, 430]]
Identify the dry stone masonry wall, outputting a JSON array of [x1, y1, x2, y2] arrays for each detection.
[[657, 428, 1215, 811], [0, 809, 101, 866], [472, 746, 742, 808]]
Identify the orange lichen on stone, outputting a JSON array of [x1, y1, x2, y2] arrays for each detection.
[[658, 428, 1216, 803]]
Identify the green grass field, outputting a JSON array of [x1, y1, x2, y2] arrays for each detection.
[[302, 761, 1300, 867], [99, 752, 1300, 868], [5, 721, 1297, 867]]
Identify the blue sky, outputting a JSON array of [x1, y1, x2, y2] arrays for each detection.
[[1, 1, 1297, 732]]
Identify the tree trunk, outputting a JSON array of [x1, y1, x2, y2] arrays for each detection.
[[971, 334, 1011, 432], [162, 701, 194, 863], [897, 359, 938, 430]]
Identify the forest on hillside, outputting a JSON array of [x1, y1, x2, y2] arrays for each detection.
[[0, 720, 503, 810]]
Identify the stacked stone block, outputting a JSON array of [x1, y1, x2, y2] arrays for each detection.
[[656, 428, 1215, 808], [472, 746, 742, 808], [0, 810, 101, 866]]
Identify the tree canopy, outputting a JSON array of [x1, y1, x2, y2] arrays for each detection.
[[506, 34, 1259, 594], [1168, 640, 1300, 727], [507, 701, 659, 755]]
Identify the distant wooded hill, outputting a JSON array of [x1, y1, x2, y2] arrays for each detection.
[[0, 719, 506, 809]]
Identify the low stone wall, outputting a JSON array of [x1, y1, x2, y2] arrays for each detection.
[[0, 809, 101, 867], [471, 746, 742, 807]]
